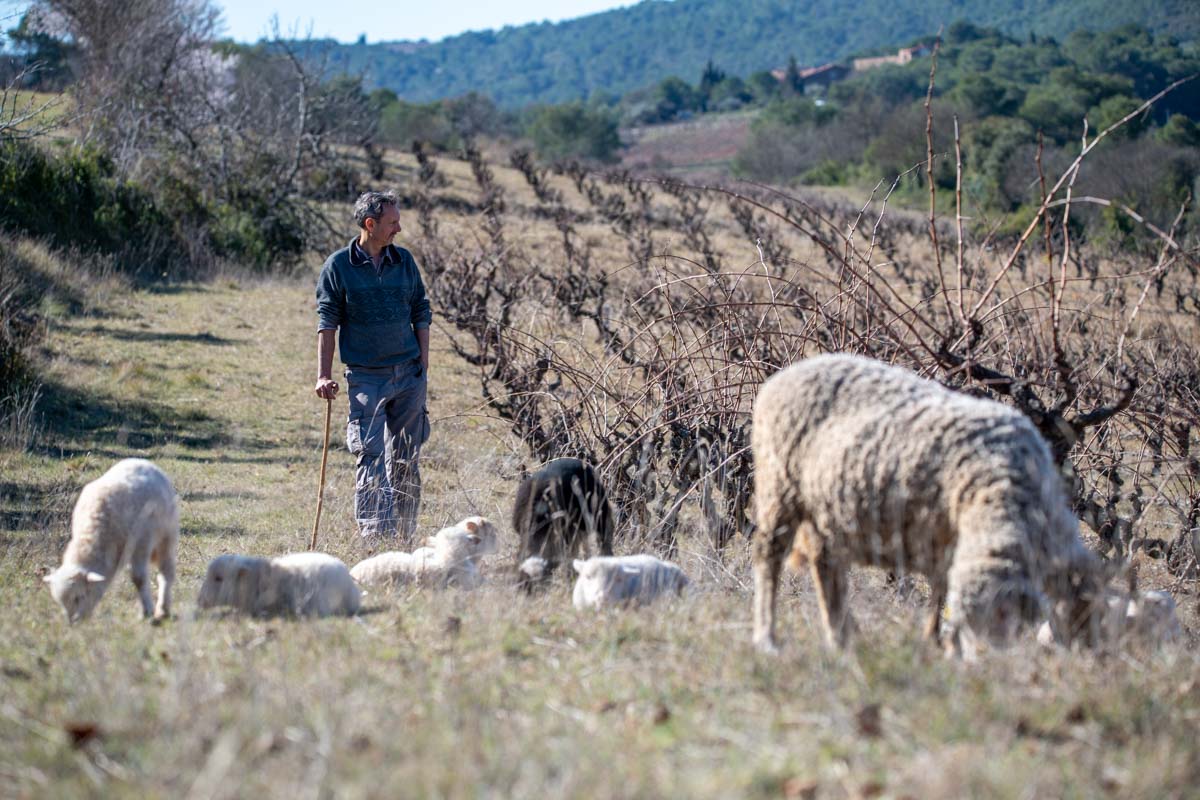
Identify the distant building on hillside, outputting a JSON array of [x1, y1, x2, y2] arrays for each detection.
[[852, 43, 932, 72], [769, 62, 851, 93], [767, 43, 929, 95]]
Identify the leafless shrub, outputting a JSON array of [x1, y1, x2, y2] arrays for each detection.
[[0, 63, 67, 141], [26, 0, 364, 263], [409, 78, 1200, 573], [1, 384, 42, 451]]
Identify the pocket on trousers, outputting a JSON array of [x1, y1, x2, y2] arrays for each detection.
[[346, 411, 365, 455], [419, 406, 431, 446]]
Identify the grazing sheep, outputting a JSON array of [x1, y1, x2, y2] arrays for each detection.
[[351, 517, 496, 589], [44, 458, 179, 623], [751, 354, 1108, 657], [1037, 589, 1182, 649], [197, 552, 360, 617], [513, 458, 614, 590], [572, 555, 689, 610]]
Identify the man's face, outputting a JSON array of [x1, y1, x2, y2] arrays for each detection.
[[365, 204, 402, 245]]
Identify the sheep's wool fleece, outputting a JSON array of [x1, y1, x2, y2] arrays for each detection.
[[753, 354, 1083, 577], [572, 555, 689, 609], [65, 458, 179, 569], [350, 552, 417, 586], [200, 552, 360, 617]]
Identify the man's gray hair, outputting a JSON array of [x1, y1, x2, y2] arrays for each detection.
[[353, 191, 400, 229]]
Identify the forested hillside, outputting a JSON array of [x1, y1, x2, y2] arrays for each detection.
[[296, 0, 1199, 106]]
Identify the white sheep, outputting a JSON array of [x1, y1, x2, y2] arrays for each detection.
[[518, 556, 549, 586], [197, 552, 361, 617], [572, 555, 690, 610], [44, 458, 179, 623], [751, 354, 1108, 657], [425, 516, 499, 560], [350, 516, 497, 589], [1037, 588, 1182, 649]]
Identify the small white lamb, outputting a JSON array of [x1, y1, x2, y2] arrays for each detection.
[[1037, 589, 1182, 649], [44, 458, 179, 623], [197, 552, 361, 617], [426, 516, 499, 559], [571, 555, 690, 610], [518, 556, 549, 585], [350, 516, 497, 589]]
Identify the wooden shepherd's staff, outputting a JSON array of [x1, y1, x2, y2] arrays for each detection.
[[310, 397, 333, 550]]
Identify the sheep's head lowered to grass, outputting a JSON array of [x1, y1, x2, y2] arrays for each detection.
[[43, 565, 107, 623]]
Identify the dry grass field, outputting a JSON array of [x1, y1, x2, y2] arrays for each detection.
[[2, 143, 1199, 798]]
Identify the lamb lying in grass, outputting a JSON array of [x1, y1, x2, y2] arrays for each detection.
[[351, 516, 497, 589], [197, 552, 361, 617], [1037, 589, 1182, 650], [751, 354, 1110, 657], [44, 458, 179, 623], [572, 555, 689, 610]]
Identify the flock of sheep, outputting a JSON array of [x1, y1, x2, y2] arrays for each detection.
[[43, 355, 1184, 658]]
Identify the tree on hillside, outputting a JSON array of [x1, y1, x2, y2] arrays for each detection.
[[5, 11, 75, 88], [780, 55, 804, 96], [698, 59, 726, 109], [525, 102, 619, 162]]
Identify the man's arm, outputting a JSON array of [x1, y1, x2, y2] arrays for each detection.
[[416, 326, 429, 372], [315, 328, 339, 399]]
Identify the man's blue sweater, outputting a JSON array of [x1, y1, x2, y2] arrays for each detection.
[[316, 240, 432, 368]]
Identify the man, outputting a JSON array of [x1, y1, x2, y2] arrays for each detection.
[[315, 191, 432, 542]]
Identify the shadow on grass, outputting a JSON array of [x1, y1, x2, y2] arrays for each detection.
[[104, 329, 236, 346], [182, 490, 263, 502], [32, 380, 269, 456], [180, 518, 248, 538], [143, 283, 212, 296], [0, 479, 76, 533], [59, 321, 236, 346]]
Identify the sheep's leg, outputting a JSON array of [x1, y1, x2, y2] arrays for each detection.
[[810, 548, 853, 649], [153, 535, 177, 620], [752, 521, 795, 653], [129, 544, 155, 619], [923, 575, 947, 643], [597, 499, 614, 557]]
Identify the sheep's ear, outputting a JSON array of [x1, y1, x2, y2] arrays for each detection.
[[572, 559, 586, 573], [465, 520, 478, 533], [85, 571, 106, 583], [42, 573, 55, 583], [425, 536, 437, 546]]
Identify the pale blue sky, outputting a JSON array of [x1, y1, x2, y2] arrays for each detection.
[[2, 1, 636, 45], [219, 0, 636, 43]]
